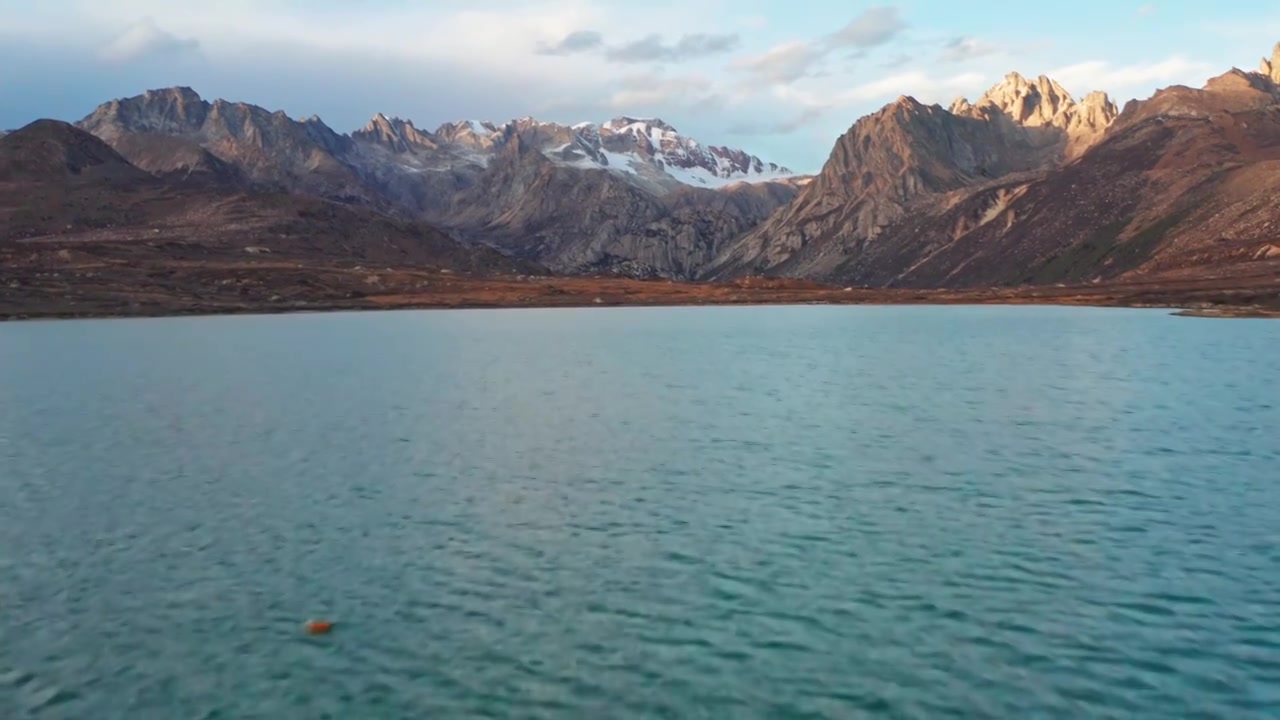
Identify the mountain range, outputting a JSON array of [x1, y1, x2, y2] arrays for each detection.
[[3, 41, 1280, 313], [74, 89, 804, 278]]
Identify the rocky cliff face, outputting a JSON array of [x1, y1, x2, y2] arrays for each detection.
[[949, 73, 1118, 160], [78, 87, 372, 204]]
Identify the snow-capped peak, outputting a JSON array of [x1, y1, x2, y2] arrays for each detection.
[[351, 111, 795, 191], [603, 116, 676, 133]]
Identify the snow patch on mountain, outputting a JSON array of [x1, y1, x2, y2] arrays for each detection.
[[663, 162, 797, 189]]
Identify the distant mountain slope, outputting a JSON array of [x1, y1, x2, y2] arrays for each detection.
[[76, 88, 802, 278], [0, 119, 153, 184], [0, 121, 537, 276], [47, 41, 1280, 295]]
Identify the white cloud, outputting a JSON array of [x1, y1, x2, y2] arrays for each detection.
[[1136, 4, 1156, 16], [0, 0, 1266, 172], [843, 71, 986, 103], [605, 33, 740, 63], [609, 74, 714, 109], [1048, 56, 1215, 93], [73, 1, 618, 76], [940, 36, 998, 64], [730, 5, 910, 86], [732, 41, 828, 83], [536, 30, 603, 56], [100, 18, 198, 63], [828, 6, 908, 49], [761, 71, 986, 118]]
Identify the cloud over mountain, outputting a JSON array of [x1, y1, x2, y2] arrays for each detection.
[[828, 6, 908, 49], [604, 33, 740, 63], [100, 18, 198, 63], [536, 30, 603, 56], [0, 0, 1257, 173]]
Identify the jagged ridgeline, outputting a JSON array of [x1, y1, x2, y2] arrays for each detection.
[[63, 41, 1280, 290], [76, 89, 805, 278]]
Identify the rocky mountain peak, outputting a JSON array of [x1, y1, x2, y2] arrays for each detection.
[[354, 113, 437, 153], [142, 86, 204, 106], [432, 120, 501, 150], [76, 87, 363, 200], [950, 72, 1116, 159], [1206, 68, 1276, 94], [603, 117, 677, 134], [1261, 42, 1280, 83], [1079, 90, 1116, 108], [891, 95, 926, 111], [965, 72, 1076, 128], [1072, 91, 1120, 131], [82, 86, 211, 141], [590, 116, 792, 184]]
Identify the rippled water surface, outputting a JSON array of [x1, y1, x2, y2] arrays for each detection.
[[1, 305, 1279, 718]]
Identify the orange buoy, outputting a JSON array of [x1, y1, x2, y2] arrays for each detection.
[[305, 620, 334, 635]]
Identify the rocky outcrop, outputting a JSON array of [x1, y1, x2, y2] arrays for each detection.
[[352, 114, 439, 153], [949, 72, 1117, 160], [1262, 42, 1280, 83]]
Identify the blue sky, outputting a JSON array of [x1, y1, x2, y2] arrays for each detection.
[[2, 0, 1278, 171]]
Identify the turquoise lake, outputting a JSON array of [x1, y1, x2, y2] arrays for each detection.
[[1, 305, 1278, 718]]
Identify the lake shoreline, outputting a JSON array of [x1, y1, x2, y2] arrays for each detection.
[[1171, 308, 1280, 319], [2, 266, 1278, 322], [3, 287, 1278, 323]]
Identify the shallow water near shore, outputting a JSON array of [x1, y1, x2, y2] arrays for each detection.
[[1, 305, 1278, 718]]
